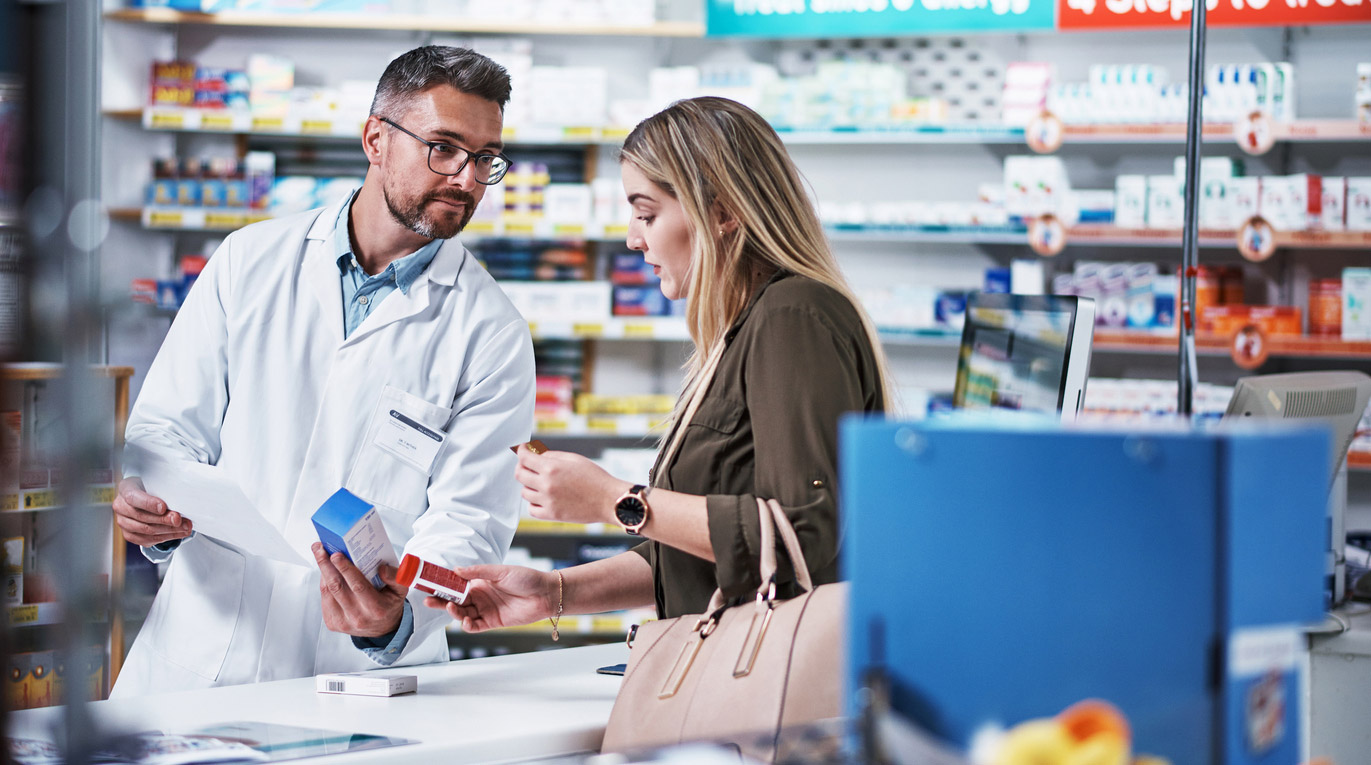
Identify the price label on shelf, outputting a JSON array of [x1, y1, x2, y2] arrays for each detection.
[[204, 212, 246, 230], [199, 113, 236, 131], [147, 110, 186, 130], [22, 489, 56, 510], [562, 126, 595, 141], [572, 323, 604, 338], [252, 116, 285, 132], [0, 493, 15, 512], [586, 417, 619, 434], [247, 212, 274, 225], [501, 126, 518, 142], [552, 224, 585, 237], [8, 605, 39, 625], [145, 210, 185, 228], [88, 486, 117, 505], [526, 321, 539, 336], [603, 223, 629, 238], [535, 418, 569, 433], [622, 323, 655, 339], [465, 220, 497, 236], [602, 126, 631, 141], [300, 119, 333, 135], [504, 221, 537, 237]]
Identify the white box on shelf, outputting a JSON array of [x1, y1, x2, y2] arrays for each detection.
[[543, 184, 593, 225], [1115, 176, 1148, 228], [1321, 177, 1347, 231], [1343, 268, 1371, 340], [1347, 178, 1371, 231], [1228, 177, 1261, 224], [502, 281, 612, 324], [1146, 175, 1184, 229]]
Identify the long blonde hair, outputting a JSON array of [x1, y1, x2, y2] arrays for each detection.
[[619, 96, 895, 419]]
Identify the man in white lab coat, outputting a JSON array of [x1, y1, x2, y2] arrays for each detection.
[[109, 46, 535, 695]]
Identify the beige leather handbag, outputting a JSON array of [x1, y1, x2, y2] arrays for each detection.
[[600, 496, 847, 760]]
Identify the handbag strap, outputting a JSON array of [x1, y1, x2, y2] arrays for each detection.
[[655, 338, 728, 484], [660, 334, 816, 614]]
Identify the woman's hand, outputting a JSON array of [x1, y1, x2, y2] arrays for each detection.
[[424, 564, 557, 633], [514, 445, 633, 525]]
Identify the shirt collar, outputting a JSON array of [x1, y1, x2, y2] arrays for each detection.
[[332, 190, 442, 295]]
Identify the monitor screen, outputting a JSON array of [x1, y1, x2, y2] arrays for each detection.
[[1223, 370, 1371, 485], [952, 293, 1096, 420]]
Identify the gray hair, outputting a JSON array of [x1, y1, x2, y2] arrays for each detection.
[[370, 45, 511, 118]]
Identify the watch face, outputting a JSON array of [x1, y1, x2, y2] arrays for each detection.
[[615, 495, 647, 527]]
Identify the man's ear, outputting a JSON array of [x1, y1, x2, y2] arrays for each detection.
[[361, 115, 386, 166]]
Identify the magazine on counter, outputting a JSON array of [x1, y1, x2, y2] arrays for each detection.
[[9, 722, 415, 764]]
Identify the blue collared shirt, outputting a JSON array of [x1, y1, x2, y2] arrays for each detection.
[[332, 193, 441, 339], [333, 192, 436, 663]]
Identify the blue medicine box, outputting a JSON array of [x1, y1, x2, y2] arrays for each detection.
[[311, 488, 398, 589]]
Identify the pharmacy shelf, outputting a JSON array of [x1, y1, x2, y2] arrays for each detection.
[[528, 317, 689, 342], [877, 327, 962, 346], [109, 207, 632, 242], [534, 413, 664, 439], [2, 489, 118, 514], [1060, 119, 1371, 145], [825, 224, 1371, 250], [106, 110, 1371, 149], [1093, 329, 1371, 360], [775, 125, 1025, 145], [105, 108, 634, 146], [104, 8, 705, 37]]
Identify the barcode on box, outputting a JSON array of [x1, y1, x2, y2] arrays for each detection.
[[328, 681, 346, 692]]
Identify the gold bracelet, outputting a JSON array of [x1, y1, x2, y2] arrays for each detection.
[[550, 570, 564, 642]]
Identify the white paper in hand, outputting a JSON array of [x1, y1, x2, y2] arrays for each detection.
[[128, 445, 309, 566]]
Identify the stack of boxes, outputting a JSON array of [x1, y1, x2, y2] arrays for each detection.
[[1053, 262, 1177, 331], [609, 253, 681, 318]]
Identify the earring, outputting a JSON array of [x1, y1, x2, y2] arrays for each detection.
[[718, 228, 725, 236]]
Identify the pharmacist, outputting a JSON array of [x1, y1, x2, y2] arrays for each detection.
[[109, 46, 534, 696]]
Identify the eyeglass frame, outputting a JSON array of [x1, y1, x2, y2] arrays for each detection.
[[377, 116, 512, 185]]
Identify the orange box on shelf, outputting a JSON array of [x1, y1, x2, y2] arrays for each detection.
[[1200, 304, 1250, 335], [1249, 306, 1303, 336]]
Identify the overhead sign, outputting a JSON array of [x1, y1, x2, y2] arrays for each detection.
[[1058, 0, 1371, 30], [706, 0, 1056, 37]]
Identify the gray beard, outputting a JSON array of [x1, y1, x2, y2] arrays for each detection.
[[384, 185, 474, 239]]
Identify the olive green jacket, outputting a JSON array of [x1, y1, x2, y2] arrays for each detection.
[[631, 271, 885, 618]]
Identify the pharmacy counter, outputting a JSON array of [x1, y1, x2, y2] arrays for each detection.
[[10, 642, 629, 764], [1306, 605, 1371, 765]]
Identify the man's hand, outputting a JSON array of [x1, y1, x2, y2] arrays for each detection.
[[313, 542, 407, 638], [113, 476, 193, 547]]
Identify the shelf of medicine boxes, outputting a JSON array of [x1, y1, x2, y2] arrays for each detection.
[[108, 206, 636, 243], [109, 208, 1371, 253], [1092, 330, 1371, 360], [104, 107, 637, 146], [827, 224, 1371, 251], [107, 109, 1371, 149], [103, 7, 705, 38]]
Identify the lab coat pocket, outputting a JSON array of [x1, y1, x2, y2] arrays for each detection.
[[347, 385, 453, 516], [146, 538, 245, 681]]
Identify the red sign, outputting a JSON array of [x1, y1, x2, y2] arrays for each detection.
[[1059, 0, 1371, 30]]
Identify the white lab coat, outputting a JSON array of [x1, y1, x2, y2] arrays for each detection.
[[112, 197, 535, 696]]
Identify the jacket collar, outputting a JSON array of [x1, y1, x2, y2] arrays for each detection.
[[306, 192, 466, 290], [725, 269, 792, 340]]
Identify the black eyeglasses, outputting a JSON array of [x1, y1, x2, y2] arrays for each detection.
[[379, 117, 511, 185]]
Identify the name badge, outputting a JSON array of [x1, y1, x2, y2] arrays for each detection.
[[374, 409, 445, 475]]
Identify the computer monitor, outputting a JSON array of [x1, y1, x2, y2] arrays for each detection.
[[952, 293, 1096, 420], [1224, 370, 1371, 605], [1223, 370, 1371, 486]]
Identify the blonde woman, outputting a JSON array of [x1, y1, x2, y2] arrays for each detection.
[[425, 96, 892, 628]]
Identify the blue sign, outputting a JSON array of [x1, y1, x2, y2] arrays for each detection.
[[706, 0, 1056, 37]]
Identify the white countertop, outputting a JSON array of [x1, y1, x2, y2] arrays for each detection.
[[11, 643, 630, 764], [1307, 605, 1371, 656]]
